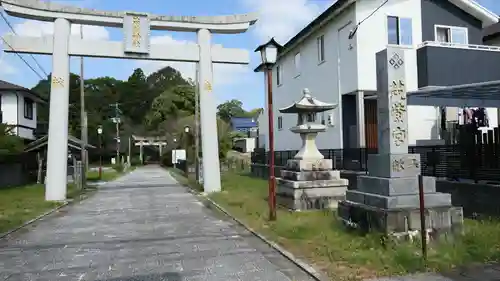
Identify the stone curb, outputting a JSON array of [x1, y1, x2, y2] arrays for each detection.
[[167, 171, 329, 281], [0, 201, 70, 239]]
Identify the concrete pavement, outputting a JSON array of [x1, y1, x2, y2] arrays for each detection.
[[0, 166, 315, 281]]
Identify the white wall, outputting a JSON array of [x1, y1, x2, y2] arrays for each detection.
[[271, 4, 356, 151], [354, 0, 440, 145], [1, 92, 18, 126], [234, 138, 256, 153], [17, 92, 37, 140], [258, 75, 269, 150], [1, 91, 37, 140], [257, 110, 268, 149]]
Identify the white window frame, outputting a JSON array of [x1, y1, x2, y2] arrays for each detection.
[[276, 64, 283, 86], [317, 35, 325, 63], [434, 25, 469, 44], [277, 116, 283, 130], [294, 52, 301, 77], [386, 15, 413, 46]]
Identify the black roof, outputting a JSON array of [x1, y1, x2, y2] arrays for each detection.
[[483, 21, 500, 42], [24, 135, 96, 152], [0, 80, 47, 103]]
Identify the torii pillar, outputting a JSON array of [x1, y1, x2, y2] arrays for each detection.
[[197, 29, 221, 193], [46, 18, 71, 201]]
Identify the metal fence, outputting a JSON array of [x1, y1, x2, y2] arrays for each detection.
[[251, 143, 500, 183]]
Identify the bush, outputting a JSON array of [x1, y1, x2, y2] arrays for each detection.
[[161, 151, 173, 167], [113, 163, 124, 173], [130, 156, 143, 166]]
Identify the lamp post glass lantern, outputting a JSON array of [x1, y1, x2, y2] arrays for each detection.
[[260, 44, 277, 65], [97, 126, 103, 180], [254, 37, 282, 221]]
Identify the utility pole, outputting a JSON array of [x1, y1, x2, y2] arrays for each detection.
[[194, 64, 201, 183], [79, 24, 88, 186], [110, 103, 121, 164], [116, 120, 120, 163], [128, 136, 131, 166]]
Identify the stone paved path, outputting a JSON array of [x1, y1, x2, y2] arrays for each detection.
[[0, 166, 315, 281]]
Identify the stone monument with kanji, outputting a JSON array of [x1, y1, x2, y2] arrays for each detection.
[[338, 46, 463, 235], [276, 89, 348, 211]]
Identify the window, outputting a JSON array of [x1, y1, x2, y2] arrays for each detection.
[[276, 65, 282, 86], [435, 26, 468, 44], [294, 52, 301, 77], [317, 35, 325, 63], [277, 116, 283, 130], [387, 16, 413, 45], [24, 97, 33, 120]]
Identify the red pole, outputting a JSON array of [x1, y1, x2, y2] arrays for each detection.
[[266, 69, 277, 221]]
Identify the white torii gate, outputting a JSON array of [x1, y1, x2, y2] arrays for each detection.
[[1, 0, 257, 201]]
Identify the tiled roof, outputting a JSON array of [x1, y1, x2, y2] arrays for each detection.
[[0, 79, 47, 103]]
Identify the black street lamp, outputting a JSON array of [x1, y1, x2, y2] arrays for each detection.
[[254, 37, 282, 221]]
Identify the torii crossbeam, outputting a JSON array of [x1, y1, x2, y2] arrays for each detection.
[[1, 0, 258, 200]]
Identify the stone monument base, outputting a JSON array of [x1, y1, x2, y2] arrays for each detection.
[[338, 200, 464, 235], [337, 170, 464, 235], [276, 171, 348, 211]]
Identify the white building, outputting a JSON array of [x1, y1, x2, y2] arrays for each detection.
[[0, 80, 46, 140], [259, 0, 500, 151]]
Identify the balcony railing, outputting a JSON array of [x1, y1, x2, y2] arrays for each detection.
[[417, 41, 500, 88]]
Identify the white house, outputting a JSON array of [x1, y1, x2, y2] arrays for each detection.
[[259, 0, 500, 151], [0, 80, 46, 141]]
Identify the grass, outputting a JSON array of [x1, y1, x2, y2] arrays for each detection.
[[172, 170, 500, 280], [86, 166, 136, 182], [86, 169, 120, 182], [0, 183, 90, 234]]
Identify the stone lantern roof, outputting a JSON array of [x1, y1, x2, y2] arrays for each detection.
[[279, 88, 337, 114]]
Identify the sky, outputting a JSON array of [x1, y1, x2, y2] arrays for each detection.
[[0, 0, 499, 111]]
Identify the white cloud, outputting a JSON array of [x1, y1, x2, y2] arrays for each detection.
[[136, 35, 250, 87], [13, 20, 109, 40], [242, 0, 335, 44]]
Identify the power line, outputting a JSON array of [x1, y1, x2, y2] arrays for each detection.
[[0, 36, 44, 80], [0, 11, 49, 77]]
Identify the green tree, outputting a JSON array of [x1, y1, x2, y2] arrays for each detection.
[[0, 124, 24, 155], [119, 68, 151, 125], [145, 84, 196, 129], [216, 99, 247, 122]]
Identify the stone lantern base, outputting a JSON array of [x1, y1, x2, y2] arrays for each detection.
[[276, 158, 348, 211]]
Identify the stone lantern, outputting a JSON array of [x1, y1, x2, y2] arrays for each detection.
[[276, 88, 348, 211], [280, 88, 333, 160]]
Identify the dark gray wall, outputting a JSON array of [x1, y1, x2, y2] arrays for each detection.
[[421, 0, 483, 44], [417, 46, 500, 87], [341, 95, 356, 149], [0, 163, 30, 188]]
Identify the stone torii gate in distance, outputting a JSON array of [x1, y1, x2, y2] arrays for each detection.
[[1, 0, 257, 201], [131, 135, 167, 162]]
